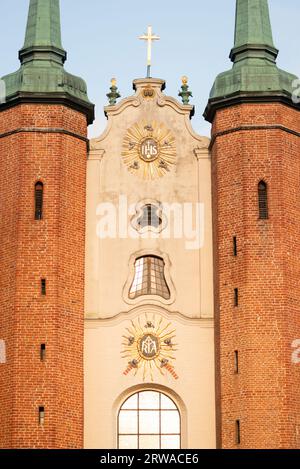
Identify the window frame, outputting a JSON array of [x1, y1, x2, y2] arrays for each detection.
[[117, 390, 181, 450], [34, 181, 44, 221], [123, 250, 176, 306], [258, 180, 268, 220], [131, 199, 167, 234], [129, 255, 171, 301], [137, 204, 163, 229]]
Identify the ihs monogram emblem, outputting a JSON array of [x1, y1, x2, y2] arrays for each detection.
[[122, 121, 176, 180], [140, 137, 159, 162], [122, 314, 178, 381]]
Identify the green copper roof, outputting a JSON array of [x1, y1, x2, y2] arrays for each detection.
[[233, 0, 274, 50], [1, 0, 94, 123], [23, 0, 63, 50], [204, 0, 298, 121]]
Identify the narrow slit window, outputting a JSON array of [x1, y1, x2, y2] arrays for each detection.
[[235, 420, 241, 445], [0, 340, 6, 364], [137, 204, 162, 229], [234, 288, 239, 307], [39, 406, 45, 425], [40, 344, 46, 362], [35, 182, 44, 220], [129, 256, 170, 300], [41, 279, 46, 296], [234, 350, 239, 374], [258, 181, 268, 220], [233, 237, 237, 257]]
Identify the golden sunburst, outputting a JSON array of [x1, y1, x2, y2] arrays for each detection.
[[122, 121, 176, 180], [121, 314, 178, 381]]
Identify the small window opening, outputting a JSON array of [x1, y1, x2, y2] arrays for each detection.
[[41, 279, 46, 296], [234, 350, 239, 374], [234, 288, 239, 307], [258, 181, 268, 220], [236, 420, 241, 445], [233, 236, 237, 257], [35, 182, 44, 220], [39, 406, 45, 425], [137, 204, 162, 229], [40, 344, 46, 362]]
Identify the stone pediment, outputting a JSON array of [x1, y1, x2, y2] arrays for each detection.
[[89, 78, 210, 154]]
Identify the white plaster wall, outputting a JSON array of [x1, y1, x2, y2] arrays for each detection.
[[84, 309, 216, 449], [85, 79, 213, 320], [84, 78, 215, 449]]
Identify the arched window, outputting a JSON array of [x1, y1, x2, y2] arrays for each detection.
[[118, 390, 181, 449], [258, 181, 268, 219], [137, 204, 162, 229], [129, 256, 170, 300], [35, 182, 44, 220]]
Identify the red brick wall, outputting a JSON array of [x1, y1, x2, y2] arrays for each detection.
[[0, 104, 87, 448], [211, 103, 300, 448]]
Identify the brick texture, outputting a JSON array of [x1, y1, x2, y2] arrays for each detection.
[[0, 104, 87, 448], [211, 103, 300, 449]]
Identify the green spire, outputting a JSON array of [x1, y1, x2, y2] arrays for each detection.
[[232, 0, 275, 53], [23, 0, 63, 49], [19, 0, 66, 65], [204, 0, 298, 121], [1, 0, 94, 123]]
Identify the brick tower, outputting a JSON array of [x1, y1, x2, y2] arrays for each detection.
[[0, 0, 94, 448], [204, 0, 300, 449]]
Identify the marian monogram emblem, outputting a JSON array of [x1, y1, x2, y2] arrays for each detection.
[[122, 121, 176, 180], [122, 314, 178, 381], [138, 334, 159, 359]]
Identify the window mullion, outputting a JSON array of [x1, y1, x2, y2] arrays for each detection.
[[147, 257, 151, 294]]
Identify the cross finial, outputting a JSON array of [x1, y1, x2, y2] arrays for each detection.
[[139, 26, 160, 78]]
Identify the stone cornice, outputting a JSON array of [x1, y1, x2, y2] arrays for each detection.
[[204, 92, 300, 123], [210, 124, 300, 151], [0, 127, 89, 150], [0, 91, 95, 125]]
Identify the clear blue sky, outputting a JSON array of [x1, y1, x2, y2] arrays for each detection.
[[0, 0, 299, 137]]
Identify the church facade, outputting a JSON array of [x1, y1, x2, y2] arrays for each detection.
[[0, 0, 299, 449]]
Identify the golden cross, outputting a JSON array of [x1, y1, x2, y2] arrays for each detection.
[[139, 26, 160, 78]]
